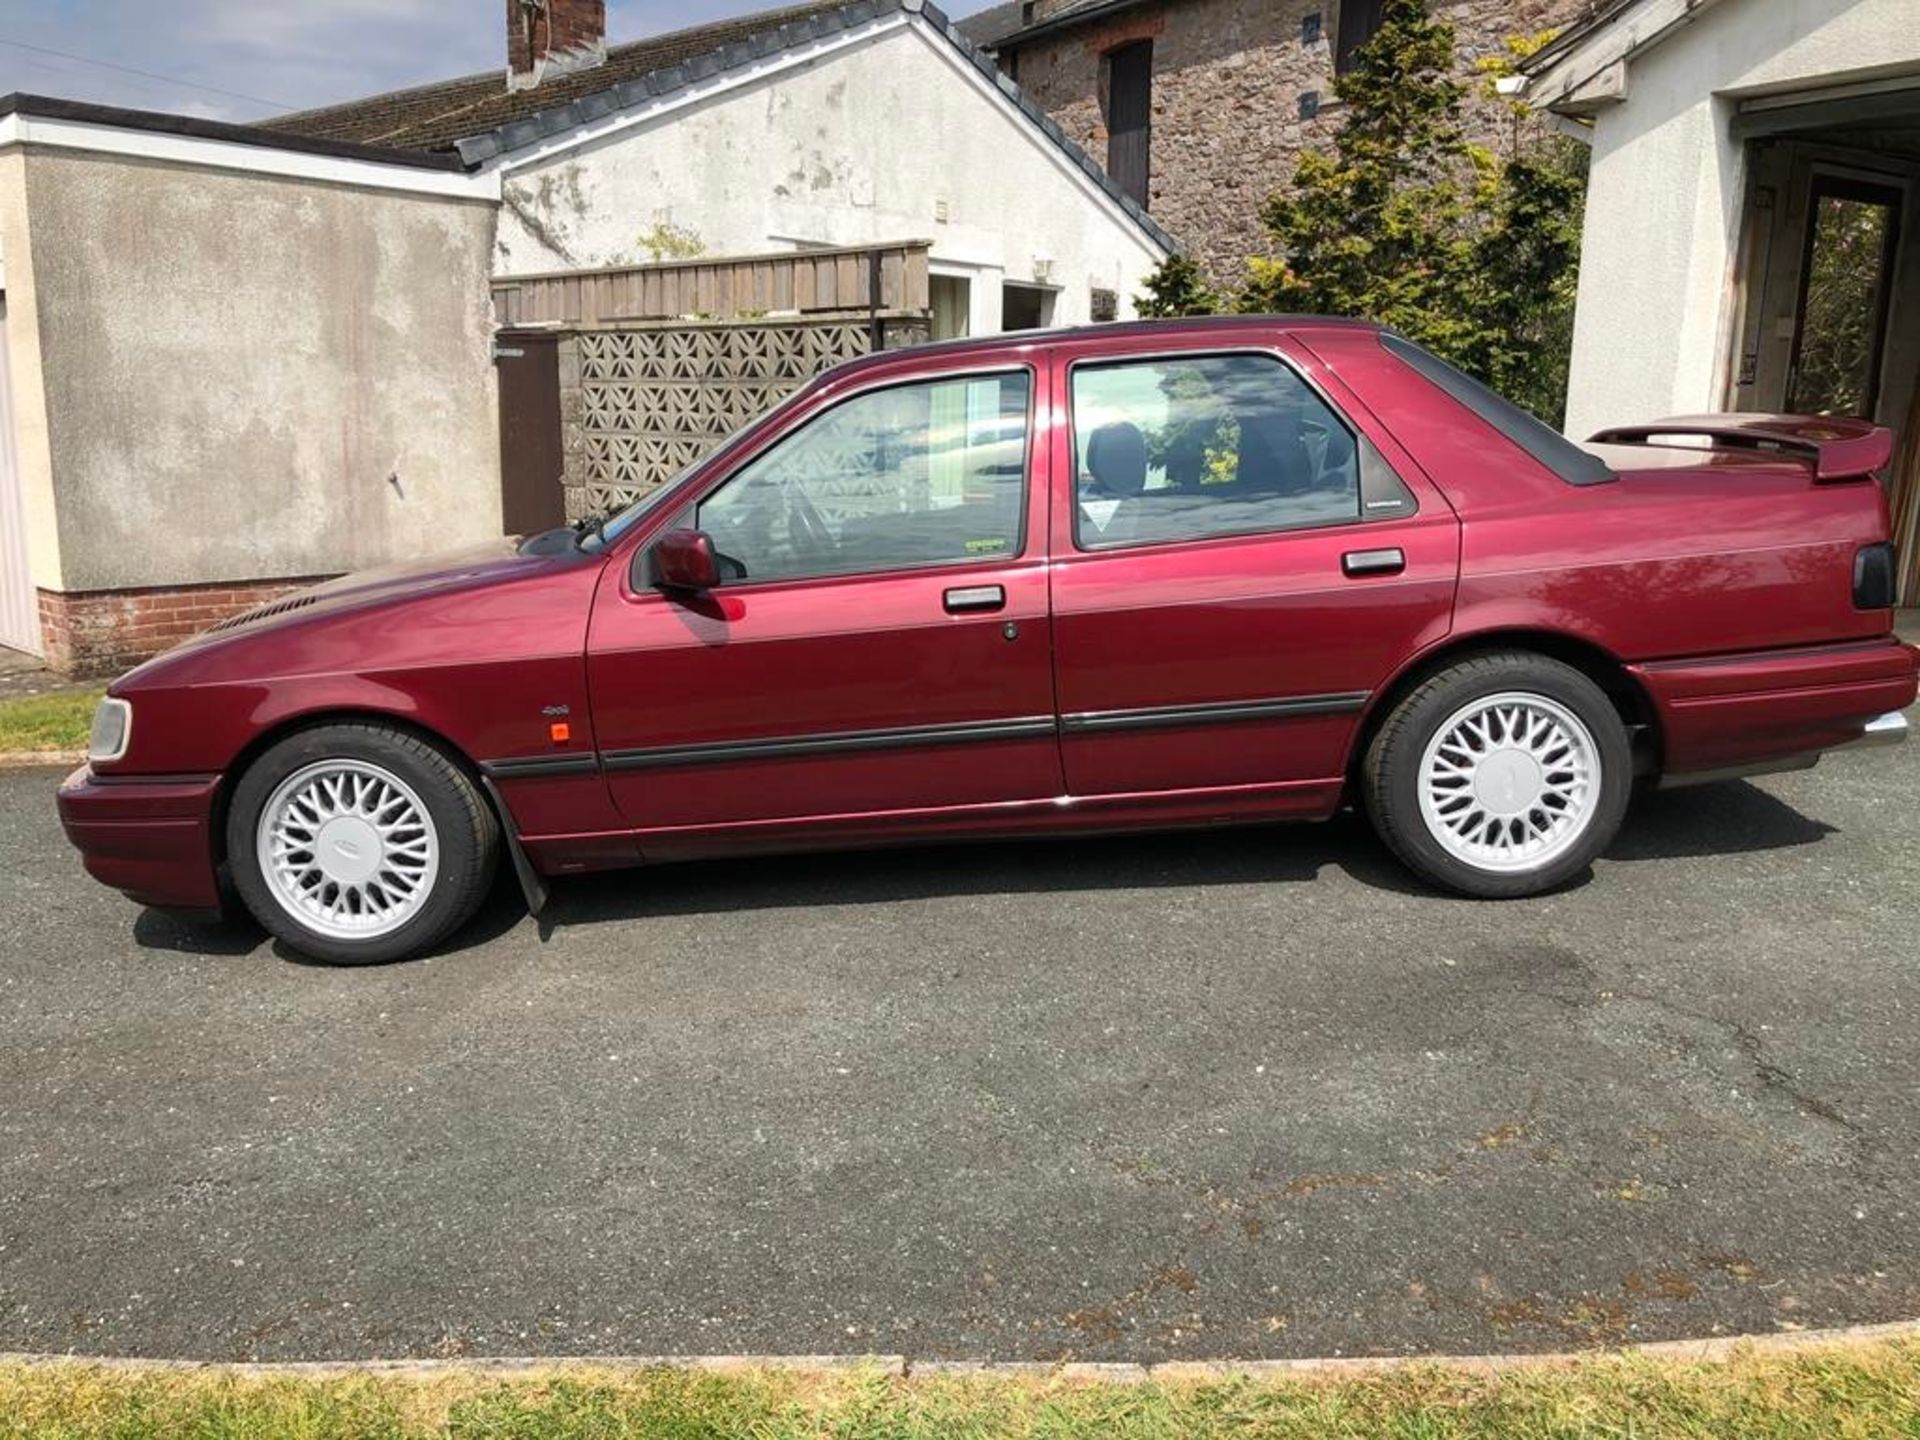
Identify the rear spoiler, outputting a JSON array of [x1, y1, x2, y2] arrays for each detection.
[[1587, 414, 1892, 481]]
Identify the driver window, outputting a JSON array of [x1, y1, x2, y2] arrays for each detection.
[[1072, 354, 1359, 550], [695, 370, 1031, 584]]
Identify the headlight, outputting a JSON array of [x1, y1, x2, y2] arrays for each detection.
[[88, 697, 132, 764]]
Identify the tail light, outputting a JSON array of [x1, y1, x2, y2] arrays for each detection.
[[1854, 542, 1896, 610]]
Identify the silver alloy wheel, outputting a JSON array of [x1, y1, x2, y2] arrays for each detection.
[[255, 759, 440, 941], [1416, 690, 1600, 874]]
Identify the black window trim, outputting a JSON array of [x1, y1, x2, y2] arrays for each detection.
[[640, 362, 1040, 594], [1379, 332, 1615, 487], [1064, 345, 1416, 556]]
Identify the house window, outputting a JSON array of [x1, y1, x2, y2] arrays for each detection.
[[1001, 283, 1056, 332], [1104, 40, 1152, 208], [1335, 0, 1385, 73]]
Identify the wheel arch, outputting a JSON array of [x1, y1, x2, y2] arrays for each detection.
[[1348, 628, 1661, 786], [210, 708, 496, 869]]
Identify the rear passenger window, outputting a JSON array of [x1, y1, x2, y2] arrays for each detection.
[[1071, 354, 1360, 550]]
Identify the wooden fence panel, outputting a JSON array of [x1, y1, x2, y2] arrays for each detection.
[[494, 242, 932, 329]]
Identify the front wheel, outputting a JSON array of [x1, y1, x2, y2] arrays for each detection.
[[1362, 652, 1631, 898], [226, 724, 500, 964]]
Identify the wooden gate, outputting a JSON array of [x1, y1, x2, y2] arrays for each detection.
[[0, 297, 41, 656], [495, 331, 567, 537]]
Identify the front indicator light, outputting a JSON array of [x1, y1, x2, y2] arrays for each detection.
[[88, 697, 132, 764]]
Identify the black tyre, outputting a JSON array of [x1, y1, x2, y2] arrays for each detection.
[[226, 723, 500, 965], [1361, 651, 1631, 898]]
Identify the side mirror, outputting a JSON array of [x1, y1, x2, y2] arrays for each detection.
[[650, 528, 722, 592]]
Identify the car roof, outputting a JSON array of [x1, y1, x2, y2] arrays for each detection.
[[831, 314, 1384, 380]]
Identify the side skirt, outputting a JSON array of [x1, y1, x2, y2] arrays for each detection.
[[625, 776, 1348, 863]]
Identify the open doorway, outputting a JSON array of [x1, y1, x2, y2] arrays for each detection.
[[930, 275, 971, 341], [1732, 108, 1920, 600]]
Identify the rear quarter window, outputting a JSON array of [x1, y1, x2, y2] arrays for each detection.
[[1380, 334, 1613, 487]]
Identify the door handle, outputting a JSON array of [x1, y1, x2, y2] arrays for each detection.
[[1342, 547, 1405, 577], [944, 584, 1006, 614]]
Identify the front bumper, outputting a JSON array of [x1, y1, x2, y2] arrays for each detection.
[[56, 765, 224, 912]]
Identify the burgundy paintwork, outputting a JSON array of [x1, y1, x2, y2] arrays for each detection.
[[57, 317, 1919, 913]]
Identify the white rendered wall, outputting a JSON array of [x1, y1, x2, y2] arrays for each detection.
[[1562, 0, 1920, 437], [490, 20, 1166, 328]]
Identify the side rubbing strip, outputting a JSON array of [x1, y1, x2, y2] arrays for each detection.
[[601, 715, 1058, 772], [481, 755, 601, 779], [1061, 692, 1369, 735]]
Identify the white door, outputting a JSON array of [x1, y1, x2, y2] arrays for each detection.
[[0, 296, 41, 656]]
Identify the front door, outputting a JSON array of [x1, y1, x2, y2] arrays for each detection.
[[1047, 339, 1457, 810], [586, 362, 1061, 855]]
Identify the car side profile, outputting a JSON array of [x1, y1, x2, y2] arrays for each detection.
[[59, 317, 1918, 964]]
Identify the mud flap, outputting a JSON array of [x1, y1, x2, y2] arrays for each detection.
[[479, 774, 550, 918]]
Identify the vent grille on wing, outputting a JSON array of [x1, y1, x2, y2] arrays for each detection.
[[205, 593, 321, 634]]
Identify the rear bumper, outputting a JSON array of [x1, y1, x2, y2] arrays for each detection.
[[56, 765, 224, 911], [1634, 638, 1918, 786]]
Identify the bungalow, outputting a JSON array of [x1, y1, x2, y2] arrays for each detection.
[[0, 0, 1169, 673]]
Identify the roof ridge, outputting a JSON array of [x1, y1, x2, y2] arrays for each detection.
[[267, 0, 852, 134]]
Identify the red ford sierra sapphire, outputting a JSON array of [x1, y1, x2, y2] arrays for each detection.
[[58, 318, 1918, 964]]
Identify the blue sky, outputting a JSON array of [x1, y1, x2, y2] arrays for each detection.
[[0, 0, 991, 122]]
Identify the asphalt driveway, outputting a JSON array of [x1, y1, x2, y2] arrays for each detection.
[[2, 737, 1918, 1364]]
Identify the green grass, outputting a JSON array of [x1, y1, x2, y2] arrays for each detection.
[[0, 689, 101, 753], [2, 1341, 1918, 1440]]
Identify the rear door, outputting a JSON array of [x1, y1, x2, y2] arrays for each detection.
[[1047, 333, 1458, 805], [586, 356, 1062, 852]]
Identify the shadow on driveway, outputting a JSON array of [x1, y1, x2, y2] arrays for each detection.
[[136, 778, 1838, 957]]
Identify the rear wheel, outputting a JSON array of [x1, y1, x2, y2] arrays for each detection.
[[1362, 652, 1631, 897], [226, 724, 499, 964]]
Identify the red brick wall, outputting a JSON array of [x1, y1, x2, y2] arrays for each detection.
[[37, 578, 333, 678], [507, 0, 606, 78]]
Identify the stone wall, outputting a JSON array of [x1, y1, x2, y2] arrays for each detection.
[[1003, 0, 1588, 289]]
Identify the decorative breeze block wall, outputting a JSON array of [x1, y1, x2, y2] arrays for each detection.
[[563, 318, 879, 520]]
